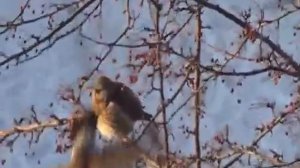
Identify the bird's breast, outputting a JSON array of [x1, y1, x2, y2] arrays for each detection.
[[97, 117, 117, 140], [97, 107, 134, 140]]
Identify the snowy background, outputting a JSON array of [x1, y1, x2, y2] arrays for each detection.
[[0, 0, 300, 167]]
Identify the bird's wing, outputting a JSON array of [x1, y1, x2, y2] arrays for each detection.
[[113, 82, 146, 120], [105, 102, 132, 124], [116, 82, 144, 107]]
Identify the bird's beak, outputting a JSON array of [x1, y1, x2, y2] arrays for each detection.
[[84, 83, 94, 92], [85, 86, 94, 92]]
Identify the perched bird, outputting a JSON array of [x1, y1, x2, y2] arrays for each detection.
[[91, 75, 153, 121], [90, 76, 153, 141]]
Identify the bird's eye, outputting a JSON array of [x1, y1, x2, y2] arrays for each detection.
[[95, 89, 102, 94]]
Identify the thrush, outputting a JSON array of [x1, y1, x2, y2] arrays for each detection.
[[90, 75, 153, 140], [91, 76, 153, 121]]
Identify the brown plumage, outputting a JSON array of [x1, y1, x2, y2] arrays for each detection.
[[68, 111, 97, 168], [96, 102, 134, 141], [90, 76, 153, 140], [62, 109, 143, 168], [91, 76, 153, 121]]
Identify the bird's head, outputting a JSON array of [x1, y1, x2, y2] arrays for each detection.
[[94, 76, 112, 91], [91, 76, 116, 107]]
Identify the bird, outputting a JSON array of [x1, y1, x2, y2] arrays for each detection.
[[90, 75, 153, 141], [91, 75, 153, 121]]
